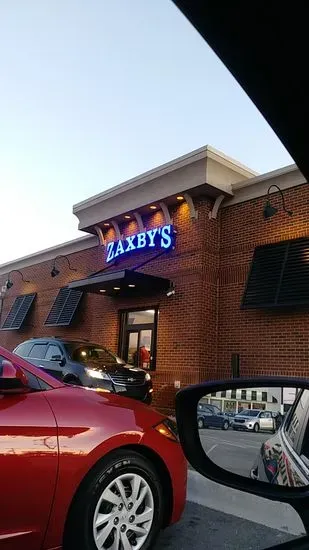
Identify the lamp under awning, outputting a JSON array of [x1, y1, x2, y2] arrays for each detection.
[[68, 269, 171, 297]]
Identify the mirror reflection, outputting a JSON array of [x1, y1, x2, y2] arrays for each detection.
[[198, 386, 309, 487]]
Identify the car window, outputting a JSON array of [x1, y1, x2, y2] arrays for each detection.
[[14, 342, 32, 357], [28, 344, 48, 359], [45, 345, 62, 360], [0, 355, 51, 391], [260, 412, 271, 418], [201, 408, 212, 416], [285, 389, 309, 449], [65, 343, 125, 366]]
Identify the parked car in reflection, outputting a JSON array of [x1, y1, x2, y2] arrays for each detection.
[[197, 403, 230, 430], [232, 409, 276, 433], [251, 389, 309, 487], [14, 337, 153, 404]]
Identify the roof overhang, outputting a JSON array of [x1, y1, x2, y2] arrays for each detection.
[[68, 269, 171, 297], [173, 1, 309, 181], [73, 145, 256, 233]]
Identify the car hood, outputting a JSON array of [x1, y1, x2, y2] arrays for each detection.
[[44, 384, 164, 431], [83, 361, 146, 375]]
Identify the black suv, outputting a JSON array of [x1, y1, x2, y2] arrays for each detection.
[[13, 338, 153, 404]]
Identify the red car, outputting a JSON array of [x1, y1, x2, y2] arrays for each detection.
[[0, 345, 186, 550]]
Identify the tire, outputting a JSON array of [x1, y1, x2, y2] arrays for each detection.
[[253, 423, 260, 433], [198, 418, 204, 429], [64, 376, 82, 386], [64, 449, 164, 550], [222, 420, 229, 431]]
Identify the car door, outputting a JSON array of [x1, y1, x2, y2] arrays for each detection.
[[40, 343, 65, 380], [0, 356, 58, 550], [206, 406, 219, 428], [259, 411, 274, 431]]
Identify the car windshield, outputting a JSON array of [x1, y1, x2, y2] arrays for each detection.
[[237, 410, 260, 417], [65, 344, 126, 367]]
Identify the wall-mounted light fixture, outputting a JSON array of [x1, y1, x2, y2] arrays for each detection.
[[263, 185, 293, 219], [166, 283, 175, 297], [50, 255, 77, 278], [5, 269, 30, 290]]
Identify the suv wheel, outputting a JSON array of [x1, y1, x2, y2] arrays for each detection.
[[64, 376, 82, 386], [253, 423, 259, 433], [64, 450, 164, 550], [198, 418, 204, 429]]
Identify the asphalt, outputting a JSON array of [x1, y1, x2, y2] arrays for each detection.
[[198, 426, 269, 477], [155, 501, 296, 550]]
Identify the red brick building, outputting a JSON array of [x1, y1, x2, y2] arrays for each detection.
[[0, 146, 308, 413]]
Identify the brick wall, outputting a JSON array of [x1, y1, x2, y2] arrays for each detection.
[[0, 199, 219, 414], [218, 183, 309, 379], [2, 183, 308, 413]]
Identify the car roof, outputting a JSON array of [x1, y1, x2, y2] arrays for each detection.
[[173, 1, 309, 181]]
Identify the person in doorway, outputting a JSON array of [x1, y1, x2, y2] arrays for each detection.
[[138, 345, 151, 369]]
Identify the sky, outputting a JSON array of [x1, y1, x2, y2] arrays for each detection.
[[0, 0, 292, 265]]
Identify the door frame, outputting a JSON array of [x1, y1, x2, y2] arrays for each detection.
[[118, 306, 159, 371]]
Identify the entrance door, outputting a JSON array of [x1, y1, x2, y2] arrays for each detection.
[[120, 309, 158, 370]]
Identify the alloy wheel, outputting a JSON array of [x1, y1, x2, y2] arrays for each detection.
[[93, 473, 154, 549]]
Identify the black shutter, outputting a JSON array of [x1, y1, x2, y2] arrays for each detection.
[[242, 242, 287, 308], [278, 239, 309, 305], [242, 237, 309, 308], [1, 294, 36, 330], [45, 288, 83, 327]]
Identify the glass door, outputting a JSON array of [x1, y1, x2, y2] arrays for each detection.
[[119, 309, 158, 370]]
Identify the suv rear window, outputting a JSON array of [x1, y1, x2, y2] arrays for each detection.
[[14, 342, 32, 357]]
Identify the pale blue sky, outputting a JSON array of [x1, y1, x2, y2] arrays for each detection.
[[0, 0, 292, 264]]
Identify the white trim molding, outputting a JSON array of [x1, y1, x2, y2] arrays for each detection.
[[209, 194, 226, 219], [0, 235, 98, 276]]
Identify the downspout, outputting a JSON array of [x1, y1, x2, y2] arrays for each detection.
[[215, 215, 221, 379]]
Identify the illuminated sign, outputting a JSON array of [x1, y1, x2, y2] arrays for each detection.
[[106, 224, 175, 263]]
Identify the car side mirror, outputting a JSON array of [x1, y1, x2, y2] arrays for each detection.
[[0, 360, 29, 394], [176, 377, 309, 535], [51, 355, 66, 366]]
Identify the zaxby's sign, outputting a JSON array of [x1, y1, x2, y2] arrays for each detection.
[[106, 224, 175, 263]]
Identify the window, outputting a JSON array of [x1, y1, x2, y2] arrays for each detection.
[[119, 308, 158, 370], [231, 390, 237, 399], [241, 390, 247, 400], [65, 343, 125, 367], [260, 412, 271, 418], [251, 391, 257, 401], [45, 345, 62, 360], [0, 355, 51, 391], [28, 344, 48, 359], [285, 390, 309, 448], [262, 392, 267, 402], [128, 310, 155, 325], [14, 342, 33, 357]]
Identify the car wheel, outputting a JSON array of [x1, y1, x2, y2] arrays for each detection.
[[65, 376, 82, 386], [64, 449, 164, 550], [222, 420, 229, 431], [198, 418, 204, 429], [253, 423, 259, 433]]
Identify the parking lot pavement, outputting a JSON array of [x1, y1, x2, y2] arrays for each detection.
[[198, 427, 269, 477], [155, 502, 295, 550]]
